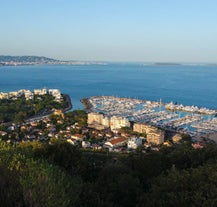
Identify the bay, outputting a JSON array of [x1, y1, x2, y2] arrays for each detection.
[[0, 64, 217, 109]]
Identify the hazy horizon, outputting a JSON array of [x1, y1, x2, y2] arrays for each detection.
[[1, 0, 217, 63]]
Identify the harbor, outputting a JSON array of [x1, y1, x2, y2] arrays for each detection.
[[83, 96, 217, 138]]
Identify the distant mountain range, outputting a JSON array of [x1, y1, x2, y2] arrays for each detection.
[[0, 55, 107, 66], [0, 55, 58, 63]]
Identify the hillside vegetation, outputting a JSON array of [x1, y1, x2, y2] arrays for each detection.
[[0, 140, 217, 207]]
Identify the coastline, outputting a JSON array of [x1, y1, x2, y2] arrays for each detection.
[[62, 94, 73, 112], [80, 98, 93, 112]]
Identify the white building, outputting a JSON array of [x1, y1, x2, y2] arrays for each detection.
[[34, 88, 47, 95], [110, 116, 130, 131], [8, 91, 18, 99], [127, 137, 143, 149], [48, 89, 62, 102], [67, 139, 78, 145], [18, 89, 33, 100], [82, 141, 91, 148], [0, 92, 9, 99]]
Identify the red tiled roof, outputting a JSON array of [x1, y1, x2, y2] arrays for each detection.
[[109, 137, 127, 145]]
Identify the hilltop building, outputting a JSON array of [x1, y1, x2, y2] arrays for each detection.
[[0, 88, 62, 102], [48, 89, 62, 102], [0, 92, 9, 99], [34, 88, 47, 95], [18, 89, 33, 100]]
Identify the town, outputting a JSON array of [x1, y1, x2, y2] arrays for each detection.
[[1, 90, 215, 153]]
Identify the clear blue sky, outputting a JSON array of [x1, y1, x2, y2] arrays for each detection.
[[1, 0, 217, 62]]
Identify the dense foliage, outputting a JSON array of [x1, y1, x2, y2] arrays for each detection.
[[0, 140, 217, 206]]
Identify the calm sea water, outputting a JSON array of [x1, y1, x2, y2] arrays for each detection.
[[0, 64, 217, 109]]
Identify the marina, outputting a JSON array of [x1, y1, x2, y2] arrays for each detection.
[[84, 96, 217, 137]]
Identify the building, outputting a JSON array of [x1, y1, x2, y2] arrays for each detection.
[[0, 92, 9, 99], [82, 141, 91, 148], [0, 131, 7, 136], [110, 116, 130, 131], [88, 113, 130, 131], [34, 88, 47, 95], [48, 89, 62, 102], [104, 137, 127, 149], [17, 89, 33, 100], [8, 91, 18, 99], [88, 112, 110, 130], [192, 142, 205, 149], [133, 123, 165, 145], [172, 134, 182, 143], [67, 139, 78, 145], [92, 144, 102, 150], [146, 129, 164, 145], [133, 123, 153, 134], [127, 137, 142, 149], [71, 134, 85, 140], [102, 116, 110, 127], [53, 109, 65, 119], [88, 112, 104, 125]]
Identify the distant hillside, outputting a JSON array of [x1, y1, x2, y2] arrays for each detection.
[[0, 55, 59, 63], [0, 55, 108, 66]]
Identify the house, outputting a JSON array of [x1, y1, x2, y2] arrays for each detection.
[[67, 139, 78, 145], [172, 134, 182, 143], [34, 88, 47, 95], [82, 141, 91, 148], [0, 92, 9, 99], [53, 109, 65, 119], [192, 142, 205, 149], [71, 134, 85, 141], [163, 141, 172, 147], [0, 131, 7, 136], [92, 144, 102, 150], [127, 137, 142, 149], [104, 137, 127, 149], [30, 122, 38, 127]]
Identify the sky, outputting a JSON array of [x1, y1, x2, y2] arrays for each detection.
[[1, 0, 217, 63]]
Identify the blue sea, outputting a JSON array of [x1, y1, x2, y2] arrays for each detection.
[[0, 64, 217, 109]]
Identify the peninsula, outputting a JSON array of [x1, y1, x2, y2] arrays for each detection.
[[0, 55, 106, 66]]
